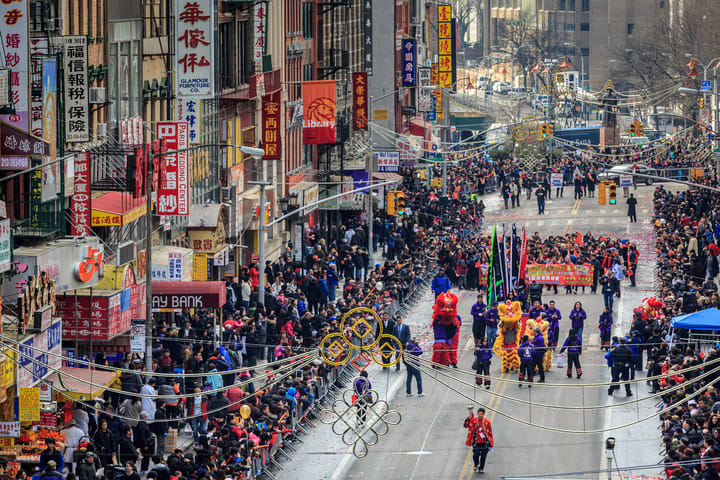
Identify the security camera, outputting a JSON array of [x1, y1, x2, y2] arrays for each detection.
[[239, 146, 265, 157]]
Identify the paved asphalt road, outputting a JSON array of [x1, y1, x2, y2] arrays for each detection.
[[279, 184, 670, 480]]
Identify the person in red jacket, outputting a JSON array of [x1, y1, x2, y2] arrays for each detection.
[[464, 407, 494, 474]]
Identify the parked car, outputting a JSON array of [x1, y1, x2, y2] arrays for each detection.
[[597, 164, 655, 185], [493, 82, 511, 94], [532, 95, 550, 110], [510, 87, 527, 96]]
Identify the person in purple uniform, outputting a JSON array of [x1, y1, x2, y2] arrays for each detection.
[[568, 301, 587, 339], [544, 300, 562, 348], [517, 335, 535, 386], [484, 303, 499, 349], [559, 328, 583, 379], [598, 307, 614, 350], [353, 371, 372, 425], [471, 295, 487, 343], [474, 337, 493, 389]]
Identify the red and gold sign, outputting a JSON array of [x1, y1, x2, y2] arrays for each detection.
[[526, 264, 594, 286], [352, 72, 368, 130], [261, 92, 281, 160], [437, 5, 453, 88]]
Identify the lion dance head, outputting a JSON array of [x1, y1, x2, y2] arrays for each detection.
[[433, 292, 459, 325]]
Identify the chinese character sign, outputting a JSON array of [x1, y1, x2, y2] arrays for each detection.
[[437, 5, 453, 88], [0, 0, 29, 134], [71, 152, 91, 236], [261, 92, 281, 160], [175, 0, 214, 97], [177, 98, 202, 144], [254, 2, 267, 62], [418, 67, 431, 112], [155, 122, 190, 215], [401, 40, 416, 86], [373, 151, 399, 173], [352, 72, 368, 130], [63, 36, 89, 143], [168, 252, 183, 280], [302, 81, 337, 145], [364, 0, 373, 75]]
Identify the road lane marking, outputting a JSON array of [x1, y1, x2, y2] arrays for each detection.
[[457, 372, 508, 480]]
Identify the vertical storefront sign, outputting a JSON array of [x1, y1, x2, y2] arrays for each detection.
[[19, 387, 39, 422], [302, 81, 337, 145], [253, 2, 267, 62], [437, 5, 453, 88], [71, 152, 91, 235], [0, 0, 29, 166], [63, 36, 89, 142], [175, 0, 213, 97], [168, 252, 183, 280], [261, 92, 280, 159], [363, 0, 372, 75], [30, 57, 42, 138], [177, 98, 202, 144], [0, 219, 9, 273], [418, 67, 431, 112], [41, 59, 58, 203], [401, 39, 416, 86], [156, 122, 189, 215], [352, 72, 368, 130]]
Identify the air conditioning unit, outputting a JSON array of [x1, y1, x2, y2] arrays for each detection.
[[221, 187, 232, 202], [89, 87, 106, 104], [410, 16, 418, 24], [116, 241, 136, 266], [44, 17, 64, 31], [97, 123, 108, 137]]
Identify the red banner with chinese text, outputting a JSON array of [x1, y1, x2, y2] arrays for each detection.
[[526, 264, 594, 286], [302, 80, 336, 144], [71, 152, 90, 236], [261, 92, 281, 160], [352, 72, 368, 130]]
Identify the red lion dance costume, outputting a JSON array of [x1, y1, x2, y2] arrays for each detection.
[[431, 292, 461, 367]]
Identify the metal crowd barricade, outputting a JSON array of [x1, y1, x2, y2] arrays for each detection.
[[251, 362, 351, 479], [653, 167, 711, 182]]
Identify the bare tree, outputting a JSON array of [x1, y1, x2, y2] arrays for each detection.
[[452, 0, 476, 47]]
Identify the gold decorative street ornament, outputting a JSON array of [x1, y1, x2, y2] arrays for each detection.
[[319, 307, 403, 369], [512, 116, 543, 143], [319, 379, 402, 458]]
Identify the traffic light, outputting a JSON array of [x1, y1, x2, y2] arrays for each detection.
[[540, 123, 548, 138], [396, 191, 406, 215], [629, 121, 644, 137], [598, 181, 607, 205], [700, 98, 704, 109], [608, 182, 617, 205], [386, 190, 398, 216]]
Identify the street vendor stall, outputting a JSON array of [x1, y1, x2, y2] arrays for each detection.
[[45, 367, 120, 402]]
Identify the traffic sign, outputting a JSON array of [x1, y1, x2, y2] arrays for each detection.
[[702, 80, 712, 91]]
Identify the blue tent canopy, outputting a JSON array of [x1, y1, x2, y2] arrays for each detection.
[[670, 308, 720, 330]]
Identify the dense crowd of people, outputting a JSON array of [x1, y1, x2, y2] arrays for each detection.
[[37, 131, 720, 480]]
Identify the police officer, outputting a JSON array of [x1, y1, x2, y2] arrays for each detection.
[[608, 337, 634, 397]]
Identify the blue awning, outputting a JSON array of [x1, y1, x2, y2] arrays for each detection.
[[670, 308, 720, 330]]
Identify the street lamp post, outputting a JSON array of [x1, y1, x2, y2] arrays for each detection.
[[565, 42, 585, 123], [684, 54, 720, 181], [243, 146, 269, 304]]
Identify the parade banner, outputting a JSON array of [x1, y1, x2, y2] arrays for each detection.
[[302, 80, 336, 144], [526, 264, 594, 286]]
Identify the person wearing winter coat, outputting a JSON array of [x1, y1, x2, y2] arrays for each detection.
[[517, 335, 535, 386], [76, 452, 97, 480], [404, 339, 423, 396], [559, 328, 583, 379], [474, 338, 493, 389], [531, 328, 546, 383]]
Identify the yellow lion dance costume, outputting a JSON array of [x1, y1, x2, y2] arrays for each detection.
[[494, 301, 523, 372], [524, 318, 554, 372]]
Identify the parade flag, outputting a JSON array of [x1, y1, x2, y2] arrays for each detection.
[[575, 231, 584, 247], [302, 80, 337, 144], [487, 226, 500, 304], [519, 228, 528, 282], [500, 224, 510, 300], [510, 224, 520, 294]]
